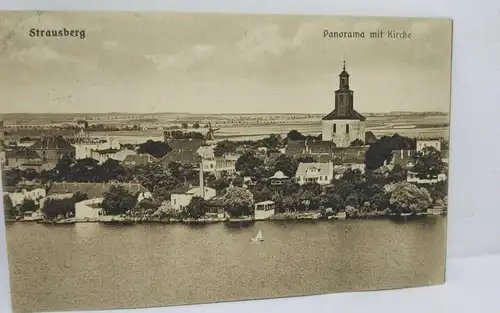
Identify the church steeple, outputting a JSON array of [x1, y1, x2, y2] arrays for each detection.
[[339, 60, 349, 89]]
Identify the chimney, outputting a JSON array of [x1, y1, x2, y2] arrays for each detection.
[[199, 159, 205, 199]]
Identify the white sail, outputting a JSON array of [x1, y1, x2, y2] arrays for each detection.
[[255, 229, 263, 240]]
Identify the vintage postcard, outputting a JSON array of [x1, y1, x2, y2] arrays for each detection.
[[0, 11, 451, 313]]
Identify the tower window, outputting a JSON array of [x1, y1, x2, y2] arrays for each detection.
[[333, 123, 336, 133], [346, 124, 350, 134]]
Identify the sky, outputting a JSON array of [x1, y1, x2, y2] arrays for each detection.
[[0, 12, 452, 114]]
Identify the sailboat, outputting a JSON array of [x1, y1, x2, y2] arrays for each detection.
[[252, 229, 264, 243]]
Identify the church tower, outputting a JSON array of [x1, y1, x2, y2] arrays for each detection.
[[321, 61, 366, 147], [335, 61, 355, 118]]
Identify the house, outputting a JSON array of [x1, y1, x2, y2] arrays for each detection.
[[122, 154, 156, 168], [76, 120, 89, 129], [305, 140, 334, 155], [391, 149, 416, 168], [90, 148, 137, 164], [285, 140, 306, 156], [170, 165, 216, 211], [166, 139, 203, 152], [268, 171, 289, 186], [4, 188, 46, 207], [158, 150, 201, 166], [75, 198, 104, 220], [5, 149, 42, 168], [73, 136, 121, 159], [332, 162, 366, 179], [28, 136, 76, 162], [407, 172, 447, 184], [222, 152, 241, 161], [254, 200, 276, 220], [205, 197, 228, 219], [170, 186, 216, 211], [47, 182, 152, 202], [201, 157, 236, 177], [197, 146, 215, 159], [416, 138, 442, 152], [295, 162, 334, 185]]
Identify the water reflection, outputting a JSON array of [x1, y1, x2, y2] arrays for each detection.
[[6, 217, 446, 313]]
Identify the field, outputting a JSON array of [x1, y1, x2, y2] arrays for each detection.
[[2, 113, 449, 144], [90, 114, 449, 143]]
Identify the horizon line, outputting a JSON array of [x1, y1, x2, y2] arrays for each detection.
[[0, 110, 449, 116]]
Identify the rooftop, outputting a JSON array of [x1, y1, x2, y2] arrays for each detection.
[[29, 136, 74, 150], [47, 182, 150, 199], [296, 162, 333, 176], [6, 149, 41, 160], [166, 139, 203, 151], [322, 109, 366, 121]]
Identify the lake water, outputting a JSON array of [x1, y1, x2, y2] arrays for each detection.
[[5, 217, 447, 313]]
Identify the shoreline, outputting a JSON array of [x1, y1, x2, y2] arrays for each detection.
[[6, 212, 447, 225]]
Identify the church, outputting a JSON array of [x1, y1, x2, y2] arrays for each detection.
[[321, 62, 367, 147]]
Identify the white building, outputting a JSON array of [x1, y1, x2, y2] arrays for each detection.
[[407, 172, 447, 184], [254, 200, 276, 220], [74, 140, 121, 159], [268, 171, 289, 186], [90, 148, 136, 164], [295, 162, 334, 185], [75, 198, 104, 219], [321, 62, 366, 147], [171, 186, 216, 211], [4, 188, 46, 207], [201, 157, 237, 177], [416, 139, 442, 152], [170, 163, 216, 211]]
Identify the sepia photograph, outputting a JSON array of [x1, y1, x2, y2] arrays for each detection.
[[0, 11, 451, 313]]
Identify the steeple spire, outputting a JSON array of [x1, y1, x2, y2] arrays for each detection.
[[343, 60, 346, 71]]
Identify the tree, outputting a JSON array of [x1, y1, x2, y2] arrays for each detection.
[[3, 195, 17, 219], [102, 185, 137, 215], [21, 169, 39, 181], [389, 181, 432, 214], [185, 196, 208, 219], [364, 134, 417, 170], [101, 159, 129, 182], [320, 193, 343, 212], [69, 158, 100, 182], [134, 163, 181, 201], [222, 186, 254, 217], [387, 164, 407, 182], [213, 140, 239, 157], [350, 139, 364, 146], [209, 177, 231, 194], [137, 140, 172, 158], [42, 197, 78, 219], [2, 169, 21, 186], [261, 134, 283, 150], [273, 155, 298, 177], [132, 198, 158, 217], [73, 192, 88, 203], [411, 147, 444, 178], [181, 123, 189, 129], [55, 155, 74, 181], [192, 122, 200, 129], [296, 155, 317, 163], [19, 199, 38, 213], [286, 130, 306, 141], [235, 152, 265, 177], [166, 162, 197, 183], [252, 185, 274, 202]]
